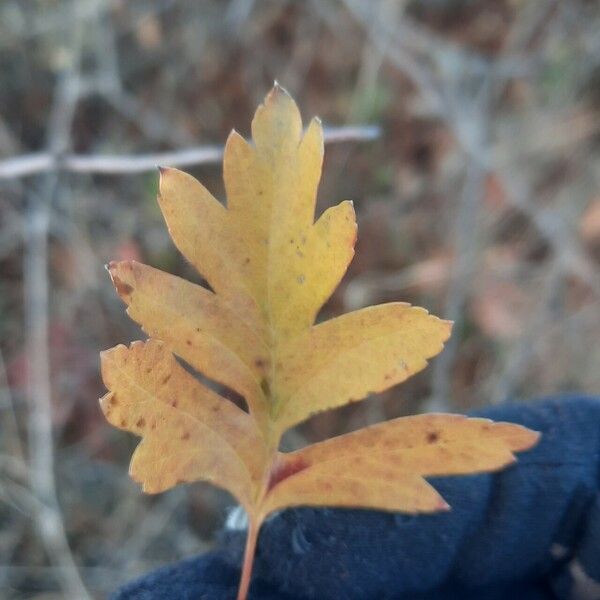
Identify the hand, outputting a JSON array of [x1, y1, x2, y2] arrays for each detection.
[[113, 395, 600, 600]]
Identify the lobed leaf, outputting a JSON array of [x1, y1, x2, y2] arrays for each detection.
[[273, 304, 452, 432], [100, 86, 541, 600], [101, 339, 265, 507], [107, 260, 268, 421], [262, 414, 540, 516], [223, 85, 358, 338], [157, 167, 258, 313]]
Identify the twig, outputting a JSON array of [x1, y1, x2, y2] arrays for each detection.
[[338, 0, 446, 116], [426, 68, 493, 411], [116, 488, 198, 578], [0, 349, 26, 464], [489, 262, 566, 403], [24, 17, 91, 598], [0, 125, 380, 180], [25, 184, 90, 599]]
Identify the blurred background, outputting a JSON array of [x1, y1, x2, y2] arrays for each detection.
[[0, 0, 599, 598]]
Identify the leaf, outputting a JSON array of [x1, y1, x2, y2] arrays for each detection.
[[273, 303, 451, 433], [100, 84, 540, 600], [106, 260, 269, 422], [100, 339, 265, 507], [261, 414, 539, 517]]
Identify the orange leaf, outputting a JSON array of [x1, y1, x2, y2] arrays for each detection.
[[263, 414, 539, 516], [100, 85, 539, 600], [100, 339, 265, 506]]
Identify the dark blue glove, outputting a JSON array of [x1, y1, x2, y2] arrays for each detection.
[[113, 395, 600, 600]]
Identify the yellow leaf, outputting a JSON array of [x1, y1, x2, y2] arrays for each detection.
[[100, 85, 540, 600], [273, 303, 451, 432], [158, 167, 260, 314], [100, 339, 265, 507], [106, 260, 268, 421], [262, 413, 539, 516], [230, 89, 354, 337]]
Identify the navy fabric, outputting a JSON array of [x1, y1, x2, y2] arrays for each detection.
[[113, 395, 600, 600]]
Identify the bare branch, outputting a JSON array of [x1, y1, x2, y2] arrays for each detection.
[[0, 125, 380, 180], [23, 17, 91, 599]]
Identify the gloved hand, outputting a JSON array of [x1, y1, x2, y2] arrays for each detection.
[[113, 395, 600, 600]]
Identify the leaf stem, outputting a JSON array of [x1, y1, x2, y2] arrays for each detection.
[[237, 516, 260, 600]]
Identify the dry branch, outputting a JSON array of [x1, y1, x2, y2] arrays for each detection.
[[0, 126, 380, 180]]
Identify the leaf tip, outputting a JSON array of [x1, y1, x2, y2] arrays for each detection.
[[267, 80, 292, 103], [491, 421, 541, 453], [107, 261, 135, 299], [438, 499, 451, 511], [158, 165, 174, 176], [442, 319, 454, 337], [99, 391, 112, 412], [516, 427, 541, 452], [157, 166, 174, 190]]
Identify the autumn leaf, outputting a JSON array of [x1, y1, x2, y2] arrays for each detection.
[[100, 84, 539, 600], [262, 413, 537, 517], [100, 339, 265, 505]]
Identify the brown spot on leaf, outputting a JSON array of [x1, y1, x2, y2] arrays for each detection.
[[181, 431, 190, 440], [120, 419, 127, 427], [161, 373, 172, 385], [113, 276, 134, 298], [261, 379, 270, 397], [170, 398, 178, 408], [427, 431, 439, 444], [136, 417, 146, 428], [267, 455, 309, 492]]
